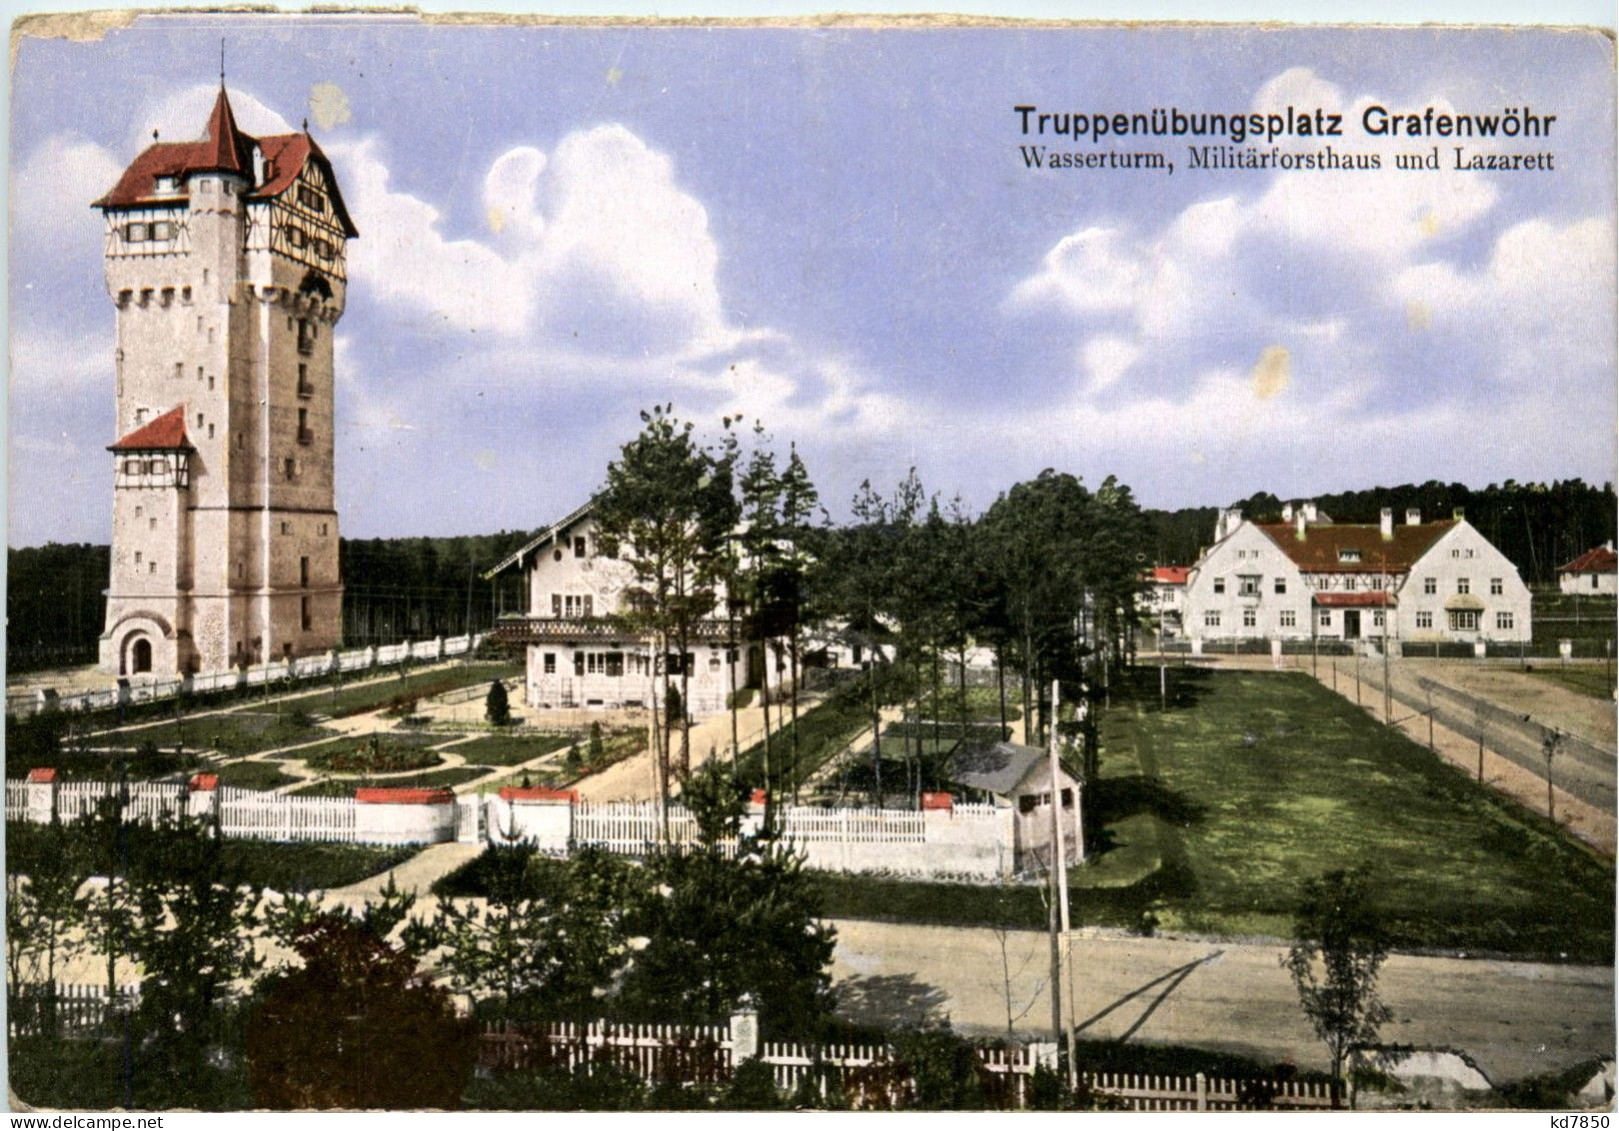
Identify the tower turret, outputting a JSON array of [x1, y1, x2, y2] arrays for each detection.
[[94, 86, 356, 676]]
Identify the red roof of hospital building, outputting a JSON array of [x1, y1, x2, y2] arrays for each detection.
[[1256, 520, 1456, 574], [1147, 566, 1190, 585], [108, 406, 192, 452]]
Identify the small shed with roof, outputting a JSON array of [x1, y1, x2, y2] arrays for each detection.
[[947, 741, 1080, 872], [1560, 543, 1617, 596]]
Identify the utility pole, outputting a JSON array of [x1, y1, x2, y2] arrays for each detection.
[[1046, 679, 1075, 1089]]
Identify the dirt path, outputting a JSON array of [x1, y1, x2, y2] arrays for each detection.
[[829, 918, 1613, 1085], [1413, 659, 1615, 747]]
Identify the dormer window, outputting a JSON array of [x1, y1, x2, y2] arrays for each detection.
[[298, 185, 326, 213], [154, 175, 179, 194], [1338, 549, 1362, 564]]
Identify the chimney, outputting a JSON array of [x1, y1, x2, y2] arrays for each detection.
[[1282, 502, 1294, 522], [1303, 501, 1318, 523], [1380, 508, 1394, 540], [1295, 510, 1307, 541], [1406, 508, 1421, 526]]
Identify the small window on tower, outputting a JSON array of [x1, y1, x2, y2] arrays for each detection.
[[149, 562, 157, 575], [208, 376, 214, 391], [284, 458, 296, 481], [281, 521, 292, 535], [207, 424, 215, 439], [151, 221, 173, 241], [149, 517, 157, 531], [135, 505, 143, 518], [124, 222, 148, 243], [134, 551, 142, 565]]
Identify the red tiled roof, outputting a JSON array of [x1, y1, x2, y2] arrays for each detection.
[[499, 786, 578, 804], [25, 767, 56, 784], [1149, 566, 1190, 586], [1560, 546, 1617, 575], [1257, 521, 1456, 573], [921, 791, 953, 811], [1312, 591, 1394, 609], [109, 406, 192, 452], [201, 85, 253, 177], [93, 89, 358, 238], [189, 772, 220, 792], [354, 787, 455, 805]]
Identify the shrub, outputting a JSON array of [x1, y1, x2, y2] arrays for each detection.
[[486, 680, 512, 727]]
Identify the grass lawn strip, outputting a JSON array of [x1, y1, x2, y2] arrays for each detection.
[[448, 732, 575, 767], [287, 765, 492, 797], [4, 820, 417, 893], [1524, 665, 1617, 702], [212, 760, 301, 791], [88, 711, 338, 757], [1106, 668, 1613, 961]]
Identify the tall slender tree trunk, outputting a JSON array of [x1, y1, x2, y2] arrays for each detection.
[[997, 643, 1009, 738], [870, 650, 884, 806], [761, 644, 775, 797], [728, 615, 740, 773], [789, 628, 802, 803]]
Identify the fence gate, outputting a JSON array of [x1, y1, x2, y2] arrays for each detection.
[[455, 794, 484, 844]]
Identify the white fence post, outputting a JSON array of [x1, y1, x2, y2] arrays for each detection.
[[729, 997, 759, 1068]]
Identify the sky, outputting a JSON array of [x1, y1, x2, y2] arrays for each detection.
[[8, 16, 1615, 545]]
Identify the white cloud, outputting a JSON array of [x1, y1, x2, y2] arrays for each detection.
[[129, 84, 293, 151], [329, 124, 733, 356], [1080, 335, 1141, 392], [11, 134, 124, 240]]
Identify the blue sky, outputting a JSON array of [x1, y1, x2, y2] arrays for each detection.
[[9, 17, 1615, 544]]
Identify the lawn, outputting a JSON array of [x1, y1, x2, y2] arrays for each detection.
[[1524, 665, 1617, 702], [278, 661, 522, 718], [91, 711, 337, 757], [303, 735, 442, 774], [449, 732, 575, 767], [287, 765, 491, 797], [1094, 666, 1613, 961], [213, 760, 300, 791], [4, 820, 417, 892], [736, 681, 878, 793]]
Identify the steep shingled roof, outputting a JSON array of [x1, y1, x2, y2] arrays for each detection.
[[93, 88, 358, 238], [108, 406, 192, 452], [1256, 520, 1456, 574]]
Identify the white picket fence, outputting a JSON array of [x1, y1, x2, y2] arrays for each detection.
[[477, 1017, 1336, 1111], [572, 801, 700, 851], [219, 786, 358, 843], [7, 633, 489, 719], [9, 779, 367, 845], [8, 982, 142, 1038]]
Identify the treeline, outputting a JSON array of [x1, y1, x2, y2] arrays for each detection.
[[5, 533, 538, 675], [340, 531, 539, 645], [1144, 479, 1617, 583], [10, 477, 1613, 674], [7, 544, 111, 673]]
